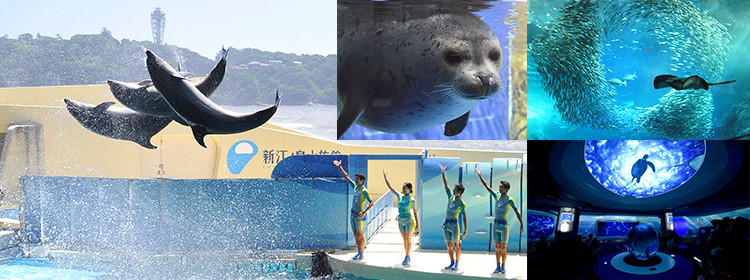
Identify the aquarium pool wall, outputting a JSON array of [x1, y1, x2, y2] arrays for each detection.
[[20, 176, 350, 253]]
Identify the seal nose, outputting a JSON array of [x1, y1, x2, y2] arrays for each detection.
[[477, 74, 492, 97]]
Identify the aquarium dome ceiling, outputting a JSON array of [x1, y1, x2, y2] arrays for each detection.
[[584, 140, 705, 198], [527, 141, 748, 216]]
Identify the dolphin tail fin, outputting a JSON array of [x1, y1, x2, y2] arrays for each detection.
[[191, 126, 209, 148], [221, 46, 229, 60], [707, 80, 736, 86], [654, 75, 677, 89], [624, 80, 627, 87]]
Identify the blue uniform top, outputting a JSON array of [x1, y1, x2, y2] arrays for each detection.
[[349, 178, 372, 213], [392, 190, 416, 218], [444, 188, 466, 222], [490, 190, 517, 224]]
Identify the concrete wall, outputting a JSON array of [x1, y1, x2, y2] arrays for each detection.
[[0, 123, 44, 206]]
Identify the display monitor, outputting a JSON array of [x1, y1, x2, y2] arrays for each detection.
[[561, 213, 574, 222], [596, 221, 639, 238]]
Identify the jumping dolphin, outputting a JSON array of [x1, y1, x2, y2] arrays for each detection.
[[107, 48, 228, 125], [145, 50, 280, 148], [653, 75, 736, 90], [64, 99, 172, 149]]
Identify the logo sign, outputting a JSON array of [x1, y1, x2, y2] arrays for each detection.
[[227, 140, 258, 175]]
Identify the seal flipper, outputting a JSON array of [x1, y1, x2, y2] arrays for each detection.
[[444, 111, 471, 136], [337, 95, 366, 139], [191, 126, 209, 148]]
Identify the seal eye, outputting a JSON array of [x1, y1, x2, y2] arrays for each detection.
[[489, 50, 500, 62], [444, 51, 462, 65]]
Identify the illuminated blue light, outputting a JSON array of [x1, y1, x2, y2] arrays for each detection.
[[674, 217, 689, 236], [584, 140, 705, 198]]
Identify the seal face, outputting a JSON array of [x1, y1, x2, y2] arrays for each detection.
[[337, 12, 502, 139]]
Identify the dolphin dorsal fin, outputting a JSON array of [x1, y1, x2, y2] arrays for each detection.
[[137, 79, 152, 86], [94, 101, 116, 113]]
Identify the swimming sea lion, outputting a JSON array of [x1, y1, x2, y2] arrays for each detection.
[[107, 48, 228, 125], [653, 74, 736, 90], [145, 50, 280, 148], [64, 99, 171, 149], [337, 7, 502, 139]]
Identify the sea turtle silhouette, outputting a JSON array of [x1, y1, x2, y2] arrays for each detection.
[[631, 154, 656, 183]]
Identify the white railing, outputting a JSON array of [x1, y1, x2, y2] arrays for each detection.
[[363, 191, 394, 243]]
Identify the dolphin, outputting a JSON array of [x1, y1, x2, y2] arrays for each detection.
[[654, 75, 736, 90], [107, 48, 228, 125], [64, 99, 172, 149], [145, 50, 280, 148]]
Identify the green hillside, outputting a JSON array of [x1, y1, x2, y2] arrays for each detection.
[[0, 29, 336, 105]]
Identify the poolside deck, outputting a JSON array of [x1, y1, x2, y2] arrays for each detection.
[[328, 209, 527, 279]]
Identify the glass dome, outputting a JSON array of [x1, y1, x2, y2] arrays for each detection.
[[584, 140, 705, 198]]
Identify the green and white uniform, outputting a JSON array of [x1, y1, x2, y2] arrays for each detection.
[[443, 188, 466, 243], [393, 190, 416, 232], [491, 190, 517, 243], [349, 178, 372, 232]]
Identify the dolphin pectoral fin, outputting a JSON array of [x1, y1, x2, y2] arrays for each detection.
[[654, 75, 677, 89], [444, 111, 471, 137], [337, 95, 366, 139], [191, 126, 209, 148], [136, 137, 158, 149]]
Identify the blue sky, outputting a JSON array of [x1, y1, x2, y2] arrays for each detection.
[[0, 0, 336, 58]]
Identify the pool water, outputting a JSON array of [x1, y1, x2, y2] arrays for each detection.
[[0, 254, 360, 280], [0, 258, 117, 280]]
